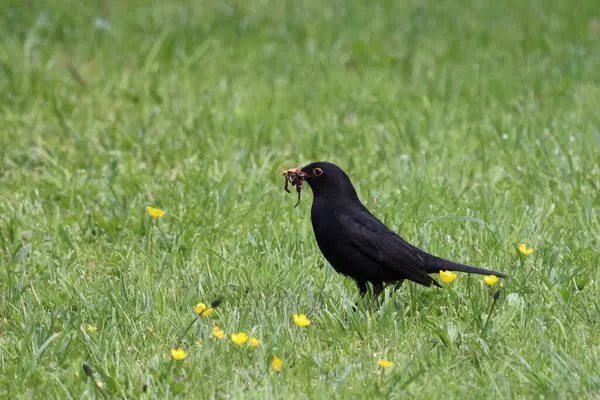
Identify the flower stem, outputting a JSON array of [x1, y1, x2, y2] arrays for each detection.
[[481, 290, 501, 336]]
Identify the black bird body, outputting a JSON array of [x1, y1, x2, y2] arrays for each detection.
[[285, 161, 506, 297]]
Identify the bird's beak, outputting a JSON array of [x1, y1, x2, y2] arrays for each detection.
[[280, 167, 309, 178]]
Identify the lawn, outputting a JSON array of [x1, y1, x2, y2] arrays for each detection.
[[1, 0, 599, 398]]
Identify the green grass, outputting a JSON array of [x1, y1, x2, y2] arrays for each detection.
[[1, 0, 600, 398]]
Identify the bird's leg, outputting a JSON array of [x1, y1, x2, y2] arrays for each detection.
[[392, 279, 405, 291], [367, 282, 390, 311], [352, 280, 368, 311], [372, 282, 384, 298], [355, 280, 368, 297]]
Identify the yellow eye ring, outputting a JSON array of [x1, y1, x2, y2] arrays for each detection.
[[313, 167, 323, 176]]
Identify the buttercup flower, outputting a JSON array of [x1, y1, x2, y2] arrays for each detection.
[[213, 325, 225, 339], [87, 324, 97, 332], [195, 338, 203, 345], [147, 206, 165, 219], [519, 243, 534, 256], [293, 314, 311, 327], [484, 275, 499, 286], [439, 270, 457, 284], [378, 360, 392, 368], [193, 303, 213, 317], [170, 348, 187, 360], [231, 332, 248, 345], [249, 337, 260, 348], [271, 356, 282, 372]]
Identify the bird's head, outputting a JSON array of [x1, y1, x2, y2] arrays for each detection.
[[281, 161, 359, 204]]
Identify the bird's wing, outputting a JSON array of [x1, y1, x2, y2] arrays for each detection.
[[340, 208, 437, 286]]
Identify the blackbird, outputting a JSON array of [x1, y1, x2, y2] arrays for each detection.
[[282, 161, 506, 297]]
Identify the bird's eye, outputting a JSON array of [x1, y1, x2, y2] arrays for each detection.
[[313, 167, 323, 176]]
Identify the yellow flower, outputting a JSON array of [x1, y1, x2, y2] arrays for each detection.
[[87, 324, 97, 332], [378, 360, 392, 368], [249, 337, 260, 348], [147, 206, 165, 219], [193, 303, 213, 316], [271, 355, 282, 372], [170, 348, 187, 360], [293, 314, 311, 327], [484, 275, 499, 286], [519, 243, 534, 256], [439, 270, 457, 284], [213, 325, 225, 339], [231, 332, 249, 345], [195, 338, 203, 345]]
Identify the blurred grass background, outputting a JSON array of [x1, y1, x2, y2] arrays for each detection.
[[1, 0, 599, 398]]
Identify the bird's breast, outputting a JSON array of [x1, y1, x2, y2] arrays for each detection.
[[310, 202, 356, 268]]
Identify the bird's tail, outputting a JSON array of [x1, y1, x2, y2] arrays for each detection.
[[426, 255, 507, 278]]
